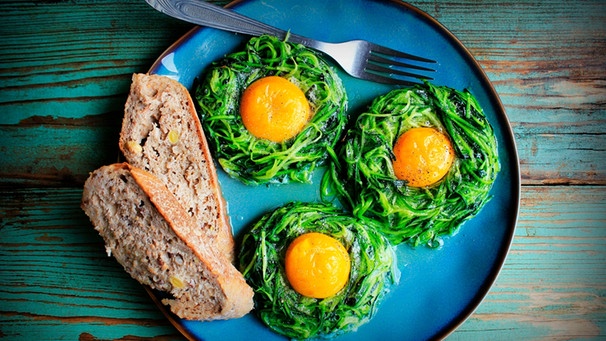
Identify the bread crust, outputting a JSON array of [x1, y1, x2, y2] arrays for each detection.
[[119, 73, 234, 262], [81, 163, 253, 320]]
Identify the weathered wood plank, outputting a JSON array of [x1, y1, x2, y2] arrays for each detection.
[[0, 114, 122, 187], [3, 114, 603, 187], [0, 0, 191, 188], [0, 1, 193, 124], [1, 0, 605, 187], [1, 185, 604, 339], [0, 188, 181, 339], [409, 1, 606, 186], [452, 185, 606, 339]]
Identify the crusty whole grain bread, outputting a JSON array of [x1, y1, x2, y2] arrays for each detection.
[[81, 163, 253, 320], [119, 73, 234, 262]]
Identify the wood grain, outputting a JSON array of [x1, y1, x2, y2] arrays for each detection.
[[1, 0, 605, 187], [0, 188, 180, 339], [410, 0, 606, 186], [1, 0, 604, 340], [454, 186, 606, 340], [0, 0, 193, 188], [2, 186, 604, 339]]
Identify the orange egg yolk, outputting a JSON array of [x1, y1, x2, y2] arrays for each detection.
[[285, 232, 351, 299], [392, 127, 455, 187], [240, 76, 311, 143]]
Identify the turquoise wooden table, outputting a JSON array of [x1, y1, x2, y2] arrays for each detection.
[[1, 0, 605, 340]]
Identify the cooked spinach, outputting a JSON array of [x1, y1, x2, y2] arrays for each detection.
[[195, 35, 348, 185], [238, 202, 399, 339], [322, 82, 500, 247]]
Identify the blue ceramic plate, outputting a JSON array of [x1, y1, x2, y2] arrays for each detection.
[[148, 0, 520, 340]]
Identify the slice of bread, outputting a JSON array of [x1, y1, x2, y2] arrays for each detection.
[[81, 163, 253, 320], [119, 73, 234, 262]]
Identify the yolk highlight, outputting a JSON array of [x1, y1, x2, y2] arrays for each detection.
[[285, 232, 351, 299], [240, 76, 311, 143], [392, 127, 455, 187]]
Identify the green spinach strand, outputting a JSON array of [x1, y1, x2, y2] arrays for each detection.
[[195, 35, 348, 185], [239, 202, 399, 339], [322, 83, 500, 247]]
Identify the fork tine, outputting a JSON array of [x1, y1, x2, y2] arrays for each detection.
[[365, 63, 434, 81], [368, 54, 435, 72], [368, 43, 436, 63], [359, 70, 418, 85]]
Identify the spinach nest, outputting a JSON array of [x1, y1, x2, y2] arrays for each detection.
[[322, 82, 500, 247], [238, 202, 399, 340], [195, 35, 348, 185]]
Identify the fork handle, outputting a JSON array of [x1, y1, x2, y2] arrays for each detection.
[[147, 0, 313, 45]]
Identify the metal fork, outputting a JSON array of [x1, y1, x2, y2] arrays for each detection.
[[146, 0, 436, 85]]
